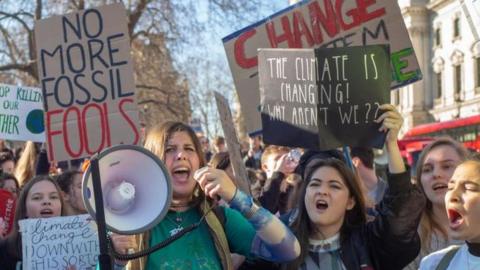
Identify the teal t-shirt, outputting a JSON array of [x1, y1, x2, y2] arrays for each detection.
[[146, 206, 255, 270]]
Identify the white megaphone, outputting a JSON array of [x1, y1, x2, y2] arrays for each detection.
[[82, 144, 172, 235]]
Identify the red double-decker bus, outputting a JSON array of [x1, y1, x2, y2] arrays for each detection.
[[399, 115, 480, 166]]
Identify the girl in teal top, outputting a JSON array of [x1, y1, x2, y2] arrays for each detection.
[[128, 121, 300, 270]]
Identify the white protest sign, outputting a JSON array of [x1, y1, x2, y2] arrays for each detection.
[[20, 214, 99, 270], [35, 3, 140, 162], [0, 84, 45, 142], [223, 0, 422, 134]]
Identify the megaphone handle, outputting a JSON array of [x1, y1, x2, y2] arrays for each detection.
[[91, 156, 113, 270]]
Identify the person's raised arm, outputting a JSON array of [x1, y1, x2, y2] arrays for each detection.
[[194, 167, 300, 262], [376, 104, 405, 174]]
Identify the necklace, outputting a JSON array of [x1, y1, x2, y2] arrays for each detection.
[[165, 211, 191, 236]]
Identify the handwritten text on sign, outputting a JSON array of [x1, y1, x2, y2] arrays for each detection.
[[223, 0, 421, 134], [35, 3, 140, 162], [20, 215, 99, 270], [259, 46, 391, 150], [0, 84, 45, 142]]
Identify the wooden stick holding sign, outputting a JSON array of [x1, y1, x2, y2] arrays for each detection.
[[214, 92, 251, 196]]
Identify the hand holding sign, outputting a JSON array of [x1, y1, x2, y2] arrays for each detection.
[[375, 104, 403, 144]]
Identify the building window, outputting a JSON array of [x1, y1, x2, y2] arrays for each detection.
[[435, 28, 441, 47], [454, 65, 462, 100], [453, 17, 460, 38], [436, 72, 442, 99]]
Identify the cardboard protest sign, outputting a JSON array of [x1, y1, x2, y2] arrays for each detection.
[[0, 84, 45, 142], [20, 215, 99, 270], [214, 92, 251, 195], [259, 45, 391, 150], [35, 3, 140, 162], [223, 0, 421, 134], [0, 189, 16, 237]]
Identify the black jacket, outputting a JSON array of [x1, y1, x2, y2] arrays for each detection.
[[258, 172, 286, 214], [0, 237, 21, 270], [340, 171, 425, 270], [243, 170, 425, 270]]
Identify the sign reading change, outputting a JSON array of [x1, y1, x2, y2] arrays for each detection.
[[35, 3, 140, 162], [223, 0, 421, 135], [0, 84, 45, 142], [259, 45, 391, 150], [19, 215, 99, 270]]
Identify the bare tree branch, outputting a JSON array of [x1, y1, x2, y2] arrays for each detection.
[[0, 62, 34, 73], [138, 98, 179, 116], [136, 84, 169, 95], [35, 0, 42, 20], [128, 0, 149, 38], [0, 25, 23, 62], [0, 11, 32, 32]]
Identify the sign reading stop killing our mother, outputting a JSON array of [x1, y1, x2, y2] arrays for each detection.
[[259, 45, 391, 151], [20, 215, 99, 270], [35, 3, 140, 162], [0, 84, 45, 142]]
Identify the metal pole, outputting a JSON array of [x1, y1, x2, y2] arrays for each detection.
[[91, 156, 113, 270]]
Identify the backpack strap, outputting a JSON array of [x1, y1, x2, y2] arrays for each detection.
[[213, 206, 227, 231], [435, 245, 461, 270]]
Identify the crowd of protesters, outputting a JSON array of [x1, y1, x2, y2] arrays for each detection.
[[0, 102, 479, 270]]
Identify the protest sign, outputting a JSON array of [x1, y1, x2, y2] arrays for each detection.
[[20, 214, 99, 270], [259, 45, 391, 150], [0, 84, 45, 142], [35, 3, 140, 162], [214, 92, 251, 195], [223, 0, 421, 134], [0, 189, 15, 237]]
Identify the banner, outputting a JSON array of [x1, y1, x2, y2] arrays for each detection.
[[223, 0, 422, 134], [214, 92, 251, 195], [259, 45, 391, 150], [20, 215, 99, 270], [0, 84, 45, 142], [35, 3, 140, 162]]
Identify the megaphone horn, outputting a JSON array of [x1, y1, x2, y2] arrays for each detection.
[[82, 144, 172, 235]]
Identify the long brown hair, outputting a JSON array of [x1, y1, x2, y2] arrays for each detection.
[[14, 141, 38, 187], [415, 137, 469, 251], [285, 158, 366, 270], [6, 175, 65, 259]]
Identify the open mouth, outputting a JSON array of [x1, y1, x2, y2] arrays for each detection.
[[40, 208, 54, 217], [315, 200, 329, 211], [432, 183, 448, 192], [447, 208, 464, 229], [172, 167, 190, 182]]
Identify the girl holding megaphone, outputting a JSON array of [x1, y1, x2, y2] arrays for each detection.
[[128, 121, 300, 270]]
